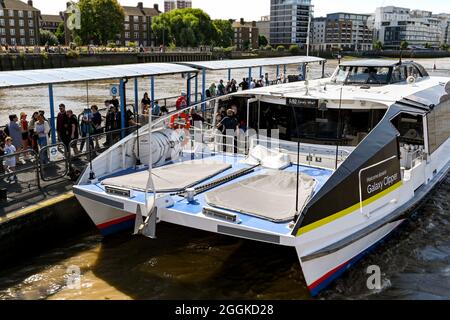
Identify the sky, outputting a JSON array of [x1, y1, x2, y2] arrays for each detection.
[[32, 0, 450, 20]]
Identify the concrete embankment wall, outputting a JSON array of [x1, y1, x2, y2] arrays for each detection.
[[0, 52, 212, 71], [0, 192, 94, 266]]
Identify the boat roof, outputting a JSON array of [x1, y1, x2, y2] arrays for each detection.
[[0, 63, 198, 89], [179, 56, 325, 71], [232, 75, 450, 107], [339, 59, 406, 67]]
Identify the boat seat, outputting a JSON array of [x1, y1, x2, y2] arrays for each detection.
[[101, 159, 232, 193], [205, 170, 316, 222]]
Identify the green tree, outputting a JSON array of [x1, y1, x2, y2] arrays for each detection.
[[212, 19, 233, 47], [373, 40, 383, 51], [152, 8, 216, 47], [55, 22, 65, 44], [400, 41, 409, 50], [289, 44, 300, 55], [75, 0, 125, 45], [258, 35, 268, 47], [39, 29, 59, 46]]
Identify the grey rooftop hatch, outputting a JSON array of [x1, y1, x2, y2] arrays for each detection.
[[0, 63, 198, 89], [178, 56, 326, 71]]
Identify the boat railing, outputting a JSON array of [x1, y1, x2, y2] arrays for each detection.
[[249, 136, 352, 170]]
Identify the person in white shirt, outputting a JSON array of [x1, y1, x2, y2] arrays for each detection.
[[4, 137, 17, 183]]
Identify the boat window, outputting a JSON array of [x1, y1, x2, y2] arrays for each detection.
[[332, 66, 391, 85], [254, 102, 387, 147], [391, 65, 408, 83]]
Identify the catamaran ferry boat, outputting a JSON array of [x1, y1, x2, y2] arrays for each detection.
[[74, 58, 450, 296]]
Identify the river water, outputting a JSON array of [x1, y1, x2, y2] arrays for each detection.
[[0, 58, 449, 300]]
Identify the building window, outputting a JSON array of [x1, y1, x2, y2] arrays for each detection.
[[10, 29, 15, 36], [9, 19, 14, 26], [19, 11, 23, 18], [29, 20, 33, 27], [19, 20, 24, 27], [0, 10, 4, 16], [8, 10, 14, 17], [133, 16, 139, 22], [125, 16, 130, 22], [30, 38, 35, 45], [28, 11, 32, 18], [11, 38, 16, 45], [125, 24, 129, 30], [20, 38, 25, 45], [125, 32, 130, 38], [30, 29, 34, 36], [134, 32, 139, 39], [0, 38, 6, 45], [0, 19, 4, 26], [0, 28, 5, 35], [134, 24, 139, 30]]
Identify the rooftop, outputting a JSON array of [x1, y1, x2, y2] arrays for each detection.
[[0, 0, 39, 11]]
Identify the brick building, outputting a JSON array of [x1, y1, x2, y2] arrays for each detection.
[[40, 14, 63, 34], [232, 18, 259, 50], [164, 0, 192, 13], [0, 0, 40, 46]]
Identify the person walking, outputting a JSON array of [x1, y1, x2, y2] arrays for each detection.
[[90, 105, 102, 150], [217, 109, 240, 153], [217, 80, 226, 96], [7, 114, 22, 164], [57, 104, 70, 148], [35, 114, 50, 164], [67, 110, 79, 154], [4, 137, 17, 183], [28, 111, 39, 154], [19, 112, 30, 156]]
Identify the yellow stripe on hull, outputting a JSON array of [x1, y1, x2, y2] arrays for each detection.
[[297, 181, 403, 236]]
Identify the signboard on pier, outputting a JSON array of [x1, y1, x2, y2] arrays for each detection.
[[110, 85, 120, 97]]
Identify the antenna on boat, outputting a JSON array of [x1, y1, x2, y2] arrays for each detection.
[[335, 87, 343, 170]]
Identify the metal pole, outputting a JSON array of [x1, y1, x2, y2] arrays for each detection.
[[276, 65, 280, 79], [187, 72, 191, 105], [248, 67, 252, 89], [322, 61, 326, 78], [201, 68, 206, 112], [150, 76, 155, 111], [228, 68, 231, 81], [259, 66, 263, 78], [48, 84, 56, 144], [195, 74, 198, 103], [120, 78, 126, 138], [134, 77, 139, 114]]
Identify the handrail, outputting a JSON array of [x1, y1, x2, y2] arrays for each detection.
[[0, 148, 41, 189]]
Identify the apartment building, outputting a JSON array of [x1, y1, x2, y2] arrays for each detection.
[[232, 18, 259, 50], [325, 12, 373, 51], [256, 15, 270, 43], [373, 6, 443, 49], [118, 2, 160, 47], [40, 14, 63, 34], [311, 17, 326, 51], [0, 0, 40, 46], [270, 0, 313, 46], [164, 0, 192, 13]]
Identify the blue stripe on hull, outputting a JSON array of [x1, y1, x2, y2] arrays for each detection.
[[99, 219, 135, 236]]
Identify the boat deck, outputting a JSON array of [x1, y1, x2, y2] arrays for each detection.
[[79, 154, 333, 236]]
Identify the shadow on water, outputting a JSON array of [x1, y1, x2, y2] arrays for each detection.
[[92, 223, 311, 300]]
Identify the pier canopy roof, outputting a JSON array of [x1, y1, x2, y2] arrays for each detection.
[[0, 63, 197, 89], [178, 56, 326, 71]]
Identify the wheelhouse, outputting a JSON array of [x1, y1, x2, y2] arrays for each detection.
[[331, 60, 429, 85]]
